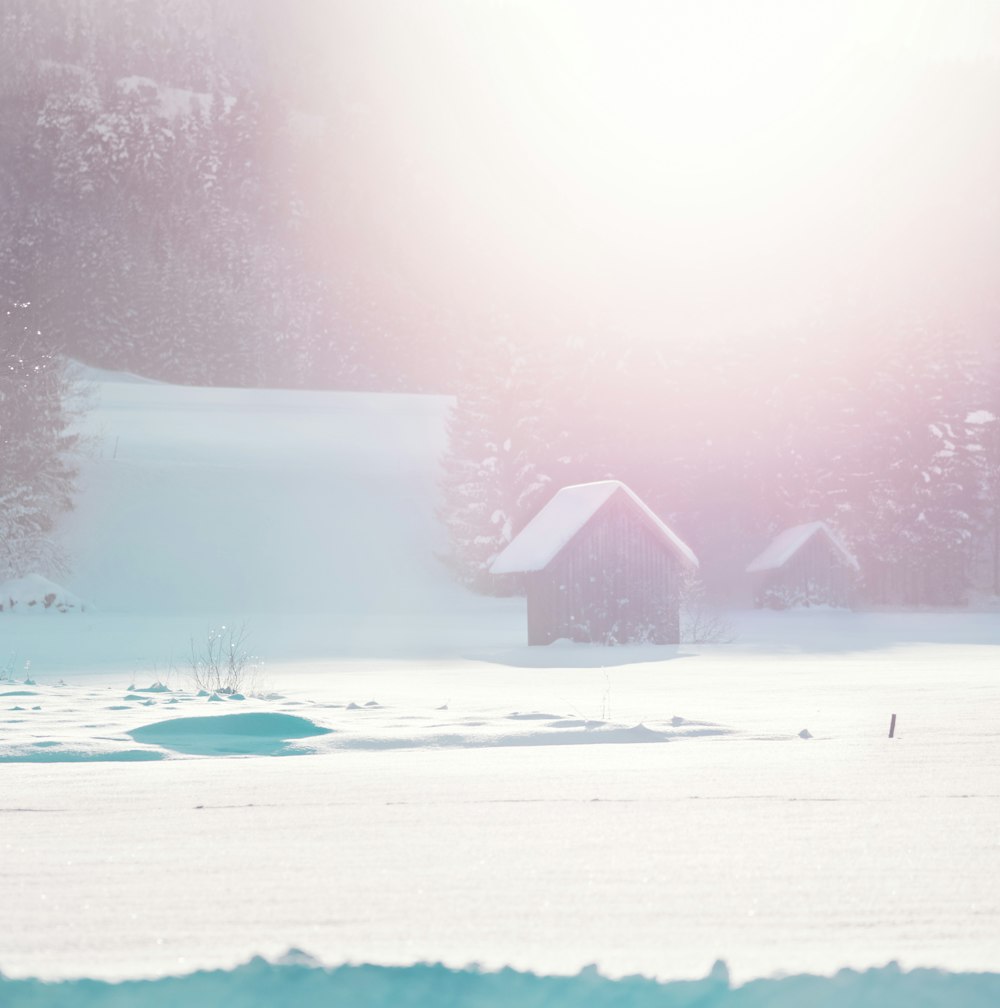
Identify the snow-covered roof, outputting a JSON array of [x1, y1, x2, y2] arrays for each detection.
[[967, 409, 997, 425], [490, 480, 698, 575], [116, 75, 236, 120], [745, 522, 859, 574]]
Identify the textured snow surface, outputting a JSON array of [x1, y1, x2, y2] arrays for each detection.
[[3, 958, 999, 1008], [745, 521, 859, 573], [3, 632, 999, 985], [0, 677, 731, 762], [491, 479, 698, 573]]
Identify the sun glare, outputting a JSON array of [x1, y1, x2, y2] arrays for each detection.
[[296, 0, 1000, 344], [472, 1, 990, 221]]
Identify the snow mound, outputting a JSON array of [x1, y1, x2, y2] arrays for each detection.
[[0, 574, 85, 613], [127, 712, 333, 756], [1, 958, 998, 1007]]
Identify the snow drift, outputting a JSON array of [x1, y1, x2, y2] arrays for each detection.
[[2, 958, 999, 1008]]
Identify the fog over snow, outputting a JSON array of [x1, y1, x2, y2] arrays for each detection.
[[1, 368, 999, 1006], [5, 1, 1000, 1003]]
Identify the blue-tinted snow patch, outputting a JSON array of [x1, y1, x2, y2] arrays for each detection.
[[1, 959, 998, 1007], [127, 712, 332, 756]]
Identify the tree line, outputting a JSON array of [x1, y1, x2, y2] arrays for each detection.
[[0, 0, 406, 390], [439, 320, 1000, 605]]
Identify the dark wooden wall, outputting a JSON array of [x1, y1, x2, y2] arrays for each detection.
[[862, 555, 967, 606], [526, 494, 681, 645]]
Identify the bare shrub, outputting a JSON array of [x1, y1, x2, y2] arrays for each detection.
[[189, 622, 262, 695], [680, 572, 736, 644]]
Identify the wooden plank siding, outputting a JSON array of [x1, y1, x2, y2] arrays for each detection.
[[754, 531, 857, 609], [862, 555, 967, 606], [526, 494, 681, 644]]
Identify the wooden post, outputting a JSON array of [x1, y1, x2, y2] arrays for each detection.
[[888, 713, 896, 739]]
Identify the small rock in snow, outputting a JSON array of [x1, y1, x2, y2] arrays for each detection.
[[346, 702, 361, 710], [671, 715, 686, 726], [364, 700, 380, 708], [799, 728, 813, 739], [436, 703, 448, 711]]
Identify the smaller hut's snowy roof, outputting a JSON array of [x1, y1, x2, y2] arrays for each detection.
[[490, 480, 698, 574], [745, 522, 859, 574]]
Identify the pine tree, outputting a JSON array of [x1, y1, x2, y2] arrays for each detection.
[[438, 323, 572, 593], [971, 411, 1000, 595], [839, 326, 986, 604], [0, 301, 79, 580]]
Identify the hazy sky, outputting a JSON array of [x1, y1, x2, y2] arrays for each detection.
[[281, 1, 1000, 345]]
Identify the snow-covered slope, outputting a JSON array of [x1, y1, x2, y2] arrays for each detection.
[[62, 372, 462, 616], [0, 370, 527, 670]]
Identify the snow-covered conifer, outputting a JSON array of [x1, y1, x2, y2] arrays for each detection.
[[0, 301, 79, 579]]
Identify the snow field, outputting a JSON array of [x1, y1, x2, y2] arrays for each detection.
[[1, 636, 998, 986], [2, 370, 999, 996]]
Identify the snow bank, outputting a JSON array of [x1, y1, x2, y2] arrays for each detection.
[[0, 574, 84, 613], [2, 958, 998, 1007]]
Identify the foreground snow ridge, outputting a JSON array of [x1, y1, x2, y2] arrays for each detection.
[[2, 957, 999, 1007]]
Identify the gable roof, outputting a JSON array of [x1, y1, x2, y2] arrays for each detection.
[[745, 521, 859, 574], [490, 480, 698, 575]]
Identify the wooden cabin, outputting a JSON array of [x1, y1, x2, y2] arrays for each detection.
[[490, 480, 698, 645], [746, 522, 859, 609]]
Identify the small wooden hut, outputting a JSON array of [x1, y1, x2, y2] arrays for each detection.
[[746, 522, 859, 609], [490, 480, 698, 645]]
